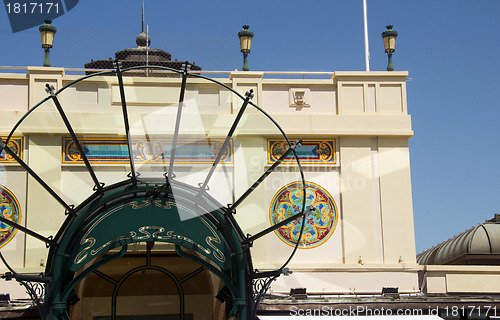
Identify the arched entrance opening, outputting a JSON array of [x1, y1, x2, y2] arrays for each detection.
[[44, 182, 247, 320], [69, 243, 226, 320]]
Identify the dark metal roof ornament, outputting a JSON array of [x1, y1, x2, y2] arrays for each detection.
[[85, 0, 201, 74], [136, 0, 151, 48]]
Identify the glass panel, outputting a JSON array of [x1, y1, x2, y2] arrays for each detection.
[[7, 86, 75, 268], [4, 68, 305, 308], [167, 76, 236, 211], [171, 76, 305, 268], [58, 75, 128, 203]]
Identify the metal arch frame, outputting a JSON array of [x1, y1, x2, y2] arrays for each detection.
[[108, 244, 191, 320], [44, 182, 248, 320], [0, 64, 308, 319], [110, 264, 184, 319]]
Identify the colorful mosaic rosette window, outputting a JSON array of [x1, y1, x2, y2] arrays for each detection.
[[0, 185, 21, 248], [269, 181, 337, 249]]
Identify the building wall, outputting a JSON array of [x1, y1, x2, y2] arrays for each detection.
[[423, 265, 500, 294], [0, 67, 417, 297]]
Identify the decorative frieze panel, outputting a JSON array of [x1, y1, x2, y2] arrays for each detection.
[[63, 137, 233, 165], [0, 137, 23, 163], [268, 139, 336, 165]]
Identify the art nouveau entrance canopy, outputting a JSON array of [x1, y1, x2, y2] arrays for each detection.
[[0, 64, 307, 320]]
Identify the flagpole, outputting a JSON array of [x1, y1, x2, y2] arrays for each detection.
[[146, 24, 149, 77], [363, 0, 370, 71]]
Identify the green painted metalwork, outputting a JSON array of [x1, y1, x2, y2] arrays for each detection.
[[44, 182, 248, 320], [242, 52, 249, 71], [60, 244, 128, 303], [38, 20, 57, 37], [237, 25, 254, 39], [238, 25, 253, 71], [381, 25, 398, 46], [175, 245, 239, 301], [43, 48, 51, 67], [387, 52, 394, 71], [68, 198, 230, 271], [382, 25, 398, 71], [39, 20, 56, 67]]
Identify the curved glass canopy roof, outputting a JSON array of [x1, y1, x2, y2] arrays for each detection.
[[0, 64, 307, 320]]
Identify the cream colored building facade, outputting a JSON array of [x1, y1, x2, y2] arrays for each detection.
[[2, 66, 500, 319], [0, 67, 417, 294]]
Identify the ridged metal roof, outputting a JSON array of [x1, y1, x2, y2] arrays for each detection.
[[417, 215, 500, 265]]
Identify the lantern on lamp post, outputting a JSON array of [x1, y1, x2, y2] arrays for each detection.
[[381, 25, 398, 71], [39, 20, 57, 67], [238, 25, 254, 71]]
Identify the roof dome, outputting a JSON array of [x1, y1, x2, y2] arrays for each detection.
[[417, 214, 500, 265], [83, 1, 201, 76], [136, 32, 151, 47]]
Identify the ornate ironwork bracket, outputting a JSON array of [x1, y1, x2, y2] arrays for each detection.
[[1, 271, 50, 313], [22, 280, 47, 308], [251, 268, 292, 316]]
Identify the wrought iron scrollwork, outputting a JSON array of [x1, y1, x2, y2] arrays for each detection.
[[20, 279, 46, 309], [251, 267, 292, 316], [1, 252, 48, 314], [1, 273, 47, 315], [253, 275, 276, 304]]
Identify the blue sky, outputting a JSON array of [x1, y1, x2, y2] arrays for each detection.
[[1, 0, 500, 254]]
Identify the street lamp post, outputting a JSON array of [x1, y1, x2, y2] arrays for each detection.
[[238, 25, 254, 71], [39, 20, 57, 67], [381, 25, 398, 71]]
